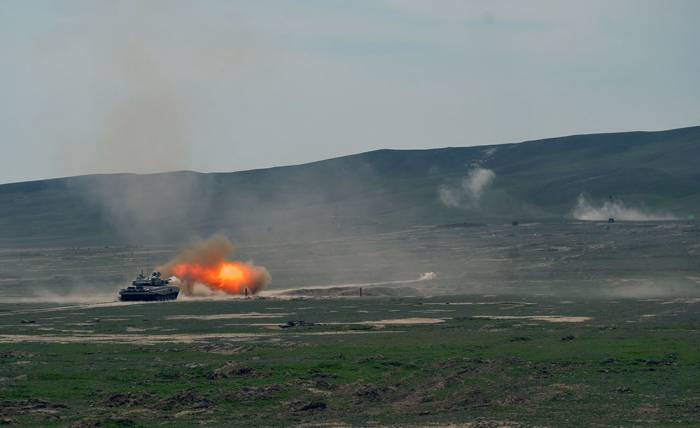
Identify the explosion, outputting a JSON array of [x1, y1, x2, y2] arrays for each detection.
[[159, 235, 271, 296]]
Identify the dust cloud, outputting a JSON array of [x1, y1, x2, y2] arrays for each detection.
[[439, 167, 496, 208], [572, 194, 677, 221], [61, 2, 257, 244]]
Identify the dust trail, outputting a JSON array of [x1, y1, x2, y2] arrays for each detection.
[[572, 194, 676, 221], [262, 272, 437, 296], [0, 290, 119, 305]]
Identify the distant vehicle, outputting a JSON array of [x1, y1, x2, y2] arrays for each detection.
[[608, 217, 615, 223], [118, 272, 180, 302]]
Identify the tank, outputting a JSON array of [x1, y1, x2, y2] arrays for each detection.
[[119, 271, 180, 302]]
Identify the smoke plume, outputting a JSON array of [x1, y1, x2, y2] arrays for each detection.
[[158, 235, 271, 296], [572, 194, 677, 221], [439, 167, 496, 208]]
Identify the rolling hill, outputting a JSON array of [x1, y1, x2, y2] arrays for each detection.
[[1, 125, 699, 247]]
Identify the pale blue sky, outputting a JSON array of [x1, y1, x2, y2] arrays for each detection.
[[1, 0, 698, 183]]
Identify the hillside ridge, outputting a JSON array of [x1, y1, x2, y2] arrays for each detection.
[[1, 125, 698, 247]]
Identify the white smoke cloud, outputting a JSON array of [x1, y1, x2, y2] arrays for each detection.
[[572, 194, 677, 221], [439, 167, 496, 208], [418, 272, 437, 281]]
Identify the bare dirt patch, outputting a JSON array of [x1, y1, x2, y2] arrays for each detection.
[[165, 312, 290, 320], [318, 318, 446, 327], [425, 301, 536, 306], [362, 318, 446, 325], [472, 315, 592, 323], [0, 329, 399, 345], [208, 361, 255, 379], [0, 333, 265, 345], [0, 399, 66, 419]]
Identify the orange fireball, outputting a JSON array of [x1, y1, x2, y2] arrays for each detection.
[[171, 261, 270, 295], [158, 235, 271, 296]]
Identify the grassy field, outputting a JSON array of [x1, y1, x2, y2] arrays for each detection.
[[2, 295, 700, 427]]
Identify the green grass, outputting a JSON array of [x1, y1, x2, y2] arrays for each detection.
[[2, 296, 700, 426]]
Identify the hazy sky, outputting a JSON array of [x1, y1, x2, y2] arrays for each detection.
[[1, 0, 698, 184]]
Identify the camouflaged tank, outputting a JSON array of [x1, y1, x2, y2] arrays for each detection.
[[118, 271, 180, 301]]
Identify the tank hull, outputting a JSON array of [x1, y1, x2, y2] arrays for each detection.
[[119, 289, 179, 302]]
